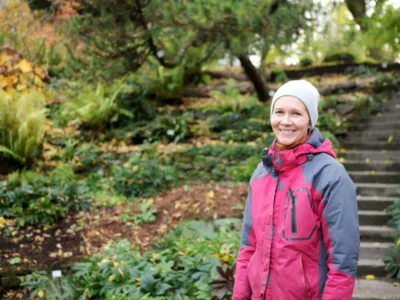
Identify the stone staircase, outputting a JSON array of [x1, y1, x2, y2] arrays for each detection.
[[337, 91, 400, 299]]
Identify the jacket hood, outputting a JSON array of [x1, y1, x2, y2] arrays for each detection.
[[262, 128, 336, 173]]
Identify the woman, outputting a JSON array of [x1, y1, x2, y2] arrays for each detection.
[[232, 80, 360, 300]]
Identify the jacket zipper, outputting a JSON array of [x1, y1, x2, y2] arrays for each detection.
[[289, 188, 297, 234]]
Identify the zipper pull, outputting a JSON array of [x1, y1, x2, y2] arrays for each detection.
[[262, 147, 269, 156]]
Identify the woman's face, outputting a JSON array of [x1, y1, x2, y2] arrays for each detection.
[[271, 96, 310, 145]]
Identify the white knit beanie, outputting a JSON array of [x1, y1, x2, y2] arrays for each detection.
[[270, 80, 320, 128]]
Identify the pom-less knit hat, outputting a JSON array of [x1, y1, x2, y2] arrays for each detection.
[[270, 79, 320, 128]]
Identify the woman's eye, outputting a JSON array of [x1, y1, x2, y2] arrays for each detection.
[[275, 111, 283, 114], [293, 112, 301, 116]]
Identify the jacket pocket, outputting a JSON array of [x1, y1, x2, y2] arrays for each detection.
[[283, 187, 318, 241]]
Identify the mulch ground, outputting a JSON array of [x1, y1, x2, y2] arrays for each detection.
[[0, 182, 248, 297]]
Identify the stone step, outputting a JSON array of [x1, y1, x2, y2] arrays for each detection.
[[343, 160, 400, 172], [375, 110, 400, 117], [381, 98, 400, 109], [339, 150, 400, 161], [381, 106, 400, 113], [357, 195, 397, 211], [357, 259, 386, 277], [359, 225, 397, 242], [348, 171, 400, 183], [345, 130, 400, 141], [350, 114, 400, 123], [360, 242, 392, 260], [340, 141, 400, 151], [346, 120, 400, 130], [358, 210, 391, 226], [345, 135, 400, 143], [353, 279, 400, 300], [356, 183, 400, 197]]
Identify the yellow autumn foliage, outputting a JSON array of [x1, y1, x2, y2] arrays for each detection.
[[0, 46, 49, 94]]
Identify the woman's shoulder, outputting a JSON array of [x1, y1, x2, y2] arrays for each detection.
[[304, 152, 349, 179]]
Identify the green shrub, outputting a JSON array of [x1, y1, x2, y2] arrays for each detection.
[[324, 95, 340, 108], [344, 65, 377, 76], [111, 152, 178, 199], [357, 94, 382, 113], [323, 52, 355, 63], [126, 112, 194, 144], [382, 243, 400, 279], [317, 113, 341, 133], [383, 198, 400, 279], [207, 112, 240, 133], [0, 90, 47, 166], [62, 83, 132, 128], [149, 113, 194, 143], [320, 131, 340, 149], [207, 112, 269, 142], [386, 199, 400, 233], [119, 199, 157, 225], [299, 57, 313, 67], [136, 60, 185, 100], [272, 69, 288, 83], [21, 220, 240, 299], [230, 156, 260, 182], [21, 270, 75, 300], [116, 80, 157, 123], [170, 143, 262, 182], [0, 165, 90, 227], [375, 74, 397, 93], [61, 141, 102, 174]]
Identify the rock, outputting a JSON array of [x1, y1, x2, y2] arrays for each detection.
[[337, 103, 355, 115]]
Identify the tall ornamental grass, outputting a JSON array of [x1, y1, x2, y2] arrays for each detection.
[[0, 89, 47, 165]]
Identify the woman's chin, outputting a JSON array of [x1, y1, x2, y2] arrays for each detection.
[[277, 137, 296, 145]]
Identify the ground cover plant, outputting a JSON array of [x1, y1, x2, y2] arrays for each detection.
[[21, 220, 240, 299], [384, 198, 400, 279]]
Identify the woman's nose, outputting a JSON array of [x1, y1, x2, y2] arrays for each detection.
[[281, 114, 292, 124]]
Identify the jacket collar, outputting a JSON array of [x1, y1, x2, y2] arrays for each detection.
[[262, 128, 336, 174]]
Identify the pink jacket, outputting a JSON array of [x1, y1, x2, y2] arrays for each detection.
[[233, 129, 360, 300]]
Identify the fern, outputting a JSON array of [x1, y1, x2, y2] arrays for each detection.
[[0, 90, 47, 165], [62, 83, 132, 128]]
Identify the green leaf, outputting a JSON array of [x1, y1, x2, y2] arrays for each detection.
[[140, 274, 157, 292], [9, 257, 22, 265]]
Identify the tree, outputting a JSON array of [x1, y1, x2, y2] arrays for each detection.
[[29, 0, 314, 102], [344, 0, 400, 61]]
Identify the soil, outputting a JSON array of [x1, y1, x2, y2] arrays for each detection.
[[0, 182, 248, 297]]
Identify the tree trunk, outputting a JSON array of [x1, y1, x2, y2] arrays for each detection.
[[237, 54, 269, 102], [344, 0, 383, 60], [345, 0, 367, 30]]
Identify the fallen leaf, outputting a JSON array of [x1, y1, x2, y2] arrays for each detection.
[[388, 136, 393, 143], [365, 274, 376, 280], [15, 59, 33, 73]]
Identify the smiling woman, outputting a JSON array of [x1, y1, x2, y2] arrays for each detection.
[[233, 80, 360, 300]]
